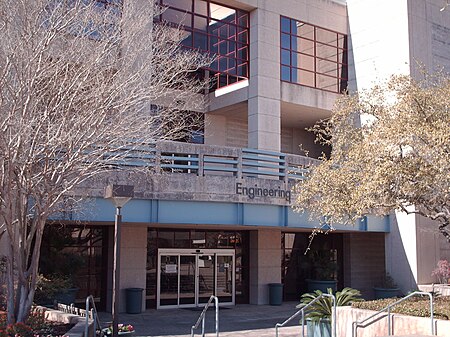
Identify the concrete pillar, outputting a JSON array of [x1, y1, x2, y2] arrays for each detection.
[[248, 8, 281, 151], [109, 225, 147, 313], [385, 210, 419, 294], [249, 229, 281, 304]]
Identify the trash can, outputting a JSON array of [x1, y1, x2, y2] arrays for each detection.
[[268, 283, 283, 306], [125, 288, 144, 314]]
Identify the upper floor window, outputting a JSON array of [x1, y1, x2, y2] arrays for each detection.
[[280, 16, 348, 93], [158, 0, 249, 91]]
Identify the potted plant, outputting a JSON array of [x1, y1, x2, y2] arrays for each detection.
[[297, 287, 362, 337], [306, 249, 338, 292], [373, 273, 399, 299]]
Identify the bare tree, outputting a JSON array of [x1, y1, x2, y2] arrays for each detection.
[[293, 72, 450, 242], [0, 0, 211, 324]]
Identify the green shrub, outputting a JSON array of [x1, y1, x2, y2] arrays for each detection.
[[297, 287, 362, 322]]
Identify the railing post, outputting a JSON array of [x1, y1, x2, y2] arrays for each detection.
[[387, 307, 391, 335], [198, 153, 204, 176], [85, 297, 90, 337], [201, 315, 205, 337], [237, 151, 243, 179], [301, 309, 305, 337], [215, 296, 219, 337]]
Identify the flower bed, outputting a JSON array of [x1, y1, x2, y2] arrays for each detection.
[[0, 309, 74, 337], [352, 296, 450, 320]]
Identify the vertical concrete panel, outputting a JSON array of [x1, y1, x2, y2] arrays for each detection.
[[249, 229, 281, 304], [248, 8, 281, 151], [204, 114, 227, 146], [347, 0, 411, 91], [386, 210, 418, 294], [119, 225, 148, 312]]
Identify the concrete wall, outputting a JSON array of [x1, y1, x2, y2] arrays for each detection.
[[347, 0, 411, 92], [416, 215, 450, 284], [408, 0, 450, 76], [249, 229, 281, 304], [343, 233, 385, 299]]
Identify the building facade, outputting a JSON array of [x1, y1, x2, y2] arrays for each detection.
[[22, 0, 450, 312]]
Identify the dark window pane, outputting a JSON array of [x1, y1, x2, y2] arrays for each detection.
[[238, 13, 248, 27], [193, 15, 208, 31], [237, 45, 248, 60], [237, 63, 248, 77], [281, 16, 290, 33], [281, 49, 290, 66], [195, 0, 208, 16], [162, 8, 192, 27], [193, 32, 207, 50], [163, 0, 192, 11], [281, 65, 291, 81], [237, 31, 247, 43], [180, 32, 193, 47], [281, 33, 290, 49]]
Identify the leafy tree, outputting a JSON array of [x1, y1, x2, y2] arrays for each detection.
[[0, 0, 210, 323], [293, 72, 450, 241]]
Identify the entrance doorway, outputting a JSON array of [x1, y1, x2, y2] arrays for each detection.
[[157, 249, 235, 308]]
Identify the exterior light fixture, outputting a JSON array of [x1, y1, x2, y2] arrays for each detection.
[[104, 184, 134, 337]]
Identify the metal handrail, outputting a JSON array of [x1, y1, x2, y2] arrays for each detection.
[[275, 293, 336, 337], [85, 295, 103, 337], [352, 291, 434, 337], [191, 296, 219, 337]]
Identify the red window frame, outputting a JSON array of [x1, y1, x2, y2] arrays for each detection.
[[280, 16, 348, 94], [158, 0, 250, 90]]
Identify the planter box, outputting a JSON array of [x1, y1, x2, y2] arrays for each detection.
[[306, 279, 337, 293], [373, 287, 399, 299], [307, 319, 332, 337], [336, 306, 450, 337]]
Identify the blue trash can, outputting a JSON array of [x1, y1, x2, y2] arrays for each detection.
[[125, 288, 144, 314], [268, 283, 283, 305]]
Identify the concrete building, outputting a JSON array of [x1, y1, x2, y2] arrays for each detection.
[[31, 0, 450, 312]]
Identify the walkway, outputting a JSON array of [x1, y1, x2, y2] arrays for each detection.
[[99, 302, 303, 337]]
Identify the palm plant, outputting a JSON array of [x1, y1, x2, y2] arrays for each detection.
[[297, 287, 362, 322]]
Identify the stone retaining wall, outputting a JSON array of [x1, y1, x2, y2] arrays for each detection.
[[36, 306, 93, 337]]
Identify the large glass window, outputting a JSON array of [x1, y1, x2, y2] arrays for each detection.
[[158, 0, 250, 90], [280, 16, 348, 93], [40, 225, 108, 309]]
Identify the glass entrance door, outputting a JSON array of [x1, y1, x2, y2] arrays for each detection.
[[157, 249, 234, 308]]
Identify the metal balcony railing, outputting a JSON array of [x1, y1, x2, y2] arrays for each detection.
[[112, 141, 317, 182]]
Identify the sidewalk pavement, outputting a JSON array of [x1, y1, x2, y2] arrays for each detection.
[[98, 302, 304, 337]]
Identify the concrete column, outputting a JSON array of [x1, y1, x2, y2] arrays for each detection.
[[385, 210, 418, 294], [248, 8, 281, 151], [249, 229, 281, 304], [117, 225, 148, 313]]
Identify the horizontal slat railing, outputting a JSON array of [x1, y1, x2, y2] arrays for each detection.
[[114, 141, 318, 181]]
